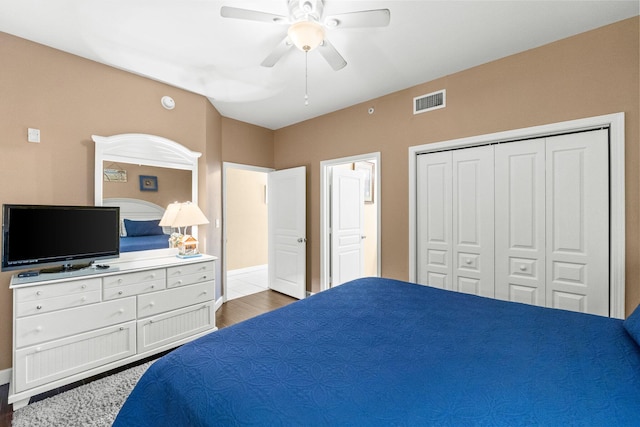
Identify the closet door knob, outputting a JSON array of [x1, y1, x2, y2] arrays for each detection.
[[519, 265, 527, 271], [465, 259, 472, 265]]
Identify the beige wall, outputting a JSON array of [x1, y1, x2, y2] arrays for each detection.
[[226, 169, 268, 270], [0, 32, 220, 371], [221, 117, 274, 168], [273, 17, 640, 317]]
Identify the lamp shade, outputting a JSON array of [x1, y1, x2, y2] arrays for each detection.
[[159, 202, 181, 227], [171, 202, 209, 228], [288, 20, 325, 52]]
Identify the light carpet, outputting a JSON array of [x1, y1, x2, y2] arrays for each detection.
[[12, 361, 153, 427]]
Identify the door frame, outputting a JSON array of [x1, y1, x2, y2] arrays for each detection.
[[222, 162, 274, 303], [408, 112, 626, 319], [320, 152, 381, 291]]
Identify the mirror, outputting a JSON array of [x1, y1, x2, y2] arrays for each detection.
[[93, 133, 201, 254]]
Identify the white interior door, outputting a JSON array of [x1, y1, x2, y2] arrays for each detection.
[[545, 129, 609, 316], [494, 139, 546, 305], [268, 166, 306, 299], [416, 151, 452, 289], [330, 168, 365, 286]]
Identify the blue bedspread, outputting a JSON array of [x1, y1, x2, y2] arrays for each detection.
[[114, 278, 640, 426], [119, 234, 169, 252]]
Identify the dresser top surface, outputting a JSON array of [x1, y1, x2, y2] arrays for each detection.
[[10, 254, 217, 288]]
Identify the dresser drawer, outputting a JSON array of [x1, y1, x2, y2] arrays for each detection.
[[167, 262, 213, 287], [16, 290, 101, 317], [103, 279, 166, 300], [103, 269, 165, 288], [137, 303, 214, 353], [15, 278, 101, 302], [15, 297, 136, 348], [167, 271, 214, 289], [14, 321, 136, 393], [137, 282, 214, 318]]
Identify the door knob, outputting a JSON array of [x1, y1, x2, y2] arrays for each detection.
[[297, 238, 307, 243]]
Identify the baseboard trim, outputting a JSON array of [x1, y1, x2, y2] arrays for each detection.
[[0, 367, 11, 386], [227, 264, 267, 277]]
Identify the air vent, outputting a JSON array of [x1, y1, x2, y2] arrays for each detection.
[[413, 89, 446, 114]]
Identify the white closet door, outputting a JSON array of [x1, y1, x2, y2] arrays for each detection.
[[452, 146, 494, 297], [416, 151, 452, 289], [494, 139, 546, 305], [545, 129, 609, 316]]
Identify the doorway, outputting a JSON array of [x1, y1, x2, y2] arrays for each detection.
[[222, 163, 273, 301], [320, 152, 381, 291]]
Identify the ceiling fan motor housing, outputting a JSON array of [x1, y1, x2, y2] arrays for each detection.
[[289, 0, 323, 22]]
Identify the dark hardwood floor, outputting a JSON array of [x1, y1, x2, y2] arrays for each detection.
[[0, 289, 296, 427]]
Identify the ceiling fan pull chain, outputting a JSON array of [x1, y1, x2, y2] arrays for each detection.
[[304, 50, 309, 106]]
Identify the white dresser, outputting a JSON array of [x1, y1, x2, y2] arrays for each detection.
[[8, 253, 217, 409]]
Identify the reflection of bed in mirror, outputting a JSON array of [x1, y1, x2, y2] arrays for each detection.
[[103, 198, 170, 252]]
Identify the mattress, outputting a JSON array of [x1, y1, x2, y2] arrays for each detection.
[[114, 277, 640, 426]]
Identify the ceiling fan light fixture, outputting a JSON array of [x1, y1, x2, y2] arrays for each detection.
[[288, 20, 325, 52]]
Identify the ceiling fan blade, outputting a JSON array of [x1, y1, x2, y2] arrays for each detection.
[[318, 39, 347, 71], [261, 36, 293, 67], [324, 9, 390, 29], [220, 6, 288, 24]]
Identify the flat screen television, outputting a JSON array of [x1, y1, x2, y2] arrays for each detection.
[[2, 204, 120, 273]]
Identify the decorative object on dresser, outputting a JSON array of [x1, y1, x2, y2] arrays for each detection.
[[8, 253, 217, 410], [159, 202, 209, 258]]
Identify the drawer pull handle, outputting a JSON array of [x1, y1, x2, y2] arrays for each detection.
[[118, 291, 123, 295], [81, 297, 87, 302], [81, 284, 86, 289], [150, 285, 155, 289], [177, 280, 183, 285], [149, 320, 154, 324], [119, 327, 124, 331], [36, 291, 42, 296], [176, 270, 182, 275], [118, 308, 125, 314], [465, 259, 472, 265], [36, 326, 42, 332], [201, 276, 207, 280], [35, 347, 41, 353], [519, 265, 527, 271], [118, 279, 123, 284], [36, 305, 42, 310], [149, 302, 155, 307], [150, 273, 156, 278]]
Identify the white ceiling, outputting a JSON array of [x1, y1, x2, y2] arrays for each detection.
[[1, 1, 637, 130]]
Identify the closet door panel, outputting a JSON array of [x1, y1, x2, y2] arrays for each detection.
[[416, 152, 452, 289], [452, 146, 494, 297], [545, 129, 609, 316], [494, 139, 546, 305]]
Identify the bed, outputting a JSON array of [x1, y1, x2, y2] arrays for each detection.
[[114, 277, 640, 426], [103, 198, 170, 252]]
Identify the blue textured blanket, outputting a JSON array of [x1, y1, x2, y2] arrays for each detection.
[[114, 278, 640, 426]]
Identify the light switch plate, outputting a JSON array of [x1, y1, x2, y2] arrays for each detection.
[[27, 128, 40, 143]]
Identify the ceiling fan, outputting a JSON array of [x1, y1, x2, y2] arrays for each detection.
[[221, 0, 390, 71]]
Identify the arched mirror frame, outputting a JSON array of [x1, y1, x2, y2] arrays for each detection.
[[93, 133, 202, 254]]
